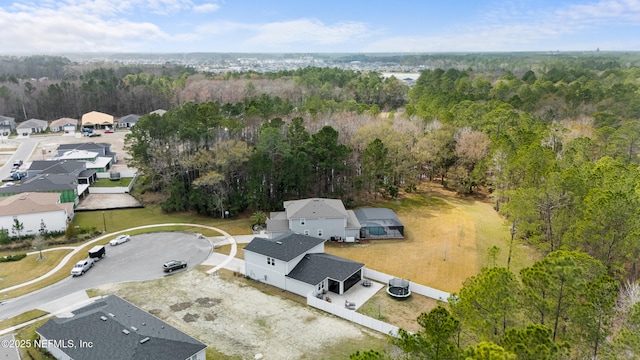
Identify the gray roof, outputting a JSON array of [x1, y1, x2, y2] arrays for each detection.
[[37, 295, 206, 360], [0, 173, 76, 194], [284, 198, 347, 219], [354, 208, 403, 227], [118, 114, 141, 123], [57, 142, 112, 154], [287, 253, 364, 285], [243, 233, 325, 261], [17, 118, 48, 129], [28, 160, 86, 175]]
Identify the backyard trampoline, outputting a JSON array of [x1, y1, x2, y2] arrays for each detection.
[[387, 278, 411, 299]]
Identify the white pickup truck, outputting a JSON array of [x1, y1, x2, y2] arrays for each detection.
[[71, 258, 95, 276]]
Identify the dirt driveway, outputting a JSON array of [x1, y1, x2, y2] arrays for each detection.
[[96, 270, 384, 359]]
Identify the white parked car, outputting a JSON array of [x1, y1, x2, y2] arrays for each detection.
[[71, 258, 94, 276], [109, 234, 131, 246]]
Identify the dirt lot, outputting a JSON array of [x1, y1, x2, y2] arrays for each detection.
[[95, 269, 385, 359]]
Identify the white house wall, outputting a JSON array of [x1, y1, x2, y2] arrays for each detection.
[[244, 251, 286, 289], [37, 335, 73, 360], [285, 276, 317, 297], [290, 217, 346, 240], [0, 209, 68, 235]]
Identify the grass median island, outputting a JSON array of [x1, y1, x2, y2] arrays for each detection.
[[0, 249, 71, 290]]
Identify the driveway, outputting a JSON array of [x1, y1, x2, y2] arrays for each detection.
[[0, 232, 212, 321]]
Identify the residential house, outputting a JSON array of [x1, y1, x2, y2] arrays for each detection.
[[49, 117, 78, 133], [117, 114, 141, 128], [0, 173, 79, 205], [81, 111, 114, 129], [28, 159, 96, 190], [244, 233, 364, 297], [0, 192, 74, 236], [266, 198, 361, 241], [55, 142, 117, 163], [0, 115, 16, 133], [16, 118, 48, 134], [37, 295, 207, 360], [54, 149, 112, 173]]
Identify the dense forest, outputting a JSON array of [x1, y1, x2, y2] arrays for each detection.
[[4, 53, 640, 358]]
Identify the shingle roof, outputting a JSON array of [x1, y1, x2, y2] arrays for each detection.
[[283, 198, 347, 219], [118, 114, 141, 123], [37, 295, 206, 360], [0, 192, 67, 216], [28, 160, 85, 174], [243, 233, 325, 261], [17, 119, 47, 129], [287, 253, 364, 285], [50, 117, 78, 127], [0, 174, 76, 194]]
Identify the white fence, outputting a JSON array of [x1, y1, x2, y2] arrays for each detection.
[[96, 170, 137, 178], [307, 294, 401, 337], [89, 172, 138, 194], [363, 268, 451, 302]]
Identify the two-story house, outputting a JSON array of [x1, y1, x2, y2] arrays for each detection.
[[266, 198, 361, 241], [244, 233, 364, 297]]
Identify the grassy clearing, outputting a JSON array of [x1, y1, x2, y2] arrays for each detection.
[[92, 177, 133, 187], [325, 185, 541, 293], [0, 249, 71, 290], [0, 309, 48, 331], [74, 206, 253, 236], [357, 288, 441, 332]]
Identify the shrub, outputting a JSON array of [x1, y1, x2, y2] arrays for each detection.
[[0, 253, 27, 262]]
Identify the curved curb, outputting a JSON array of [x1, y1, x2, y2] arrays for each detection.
[[0, 223, 236, 295]]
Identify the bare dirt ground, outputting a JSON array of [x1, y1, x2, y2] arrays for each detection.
[[95, 269, 385, 359]]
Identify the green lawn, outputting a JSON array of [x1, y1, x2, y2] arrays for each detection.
[[92, 177, 133, 187]]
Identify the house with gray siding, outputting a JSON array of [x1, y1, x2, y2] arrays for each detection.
[[244, 233, 364, 297], [37, 295, 206, 360], [0, 115, 16, 132], [17, 118, 48, 134], [267, 198, 361, 241]]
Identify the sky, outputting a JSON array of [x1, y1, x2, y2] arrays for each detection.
[[1, 0, 639, 54]]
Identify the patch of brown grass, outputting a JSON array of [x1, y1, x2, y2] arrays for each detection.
[[325, 185, 541, 293], [0, 249, 72, 290]]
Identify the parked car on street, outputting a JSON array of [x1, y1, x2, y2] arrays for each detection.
[[71, 258, 94, 276], [163, 260, 187, 273], [88, 133, 101, 137], [110, 234, 131, 246]]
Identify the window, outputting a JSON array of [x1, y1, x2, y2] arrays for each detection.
[[317, 229, 323, 237], [267, 257, 271, 265], [304, 230, 310, 236], [300, 218, 306, 226], [267, 257, 276, 266]]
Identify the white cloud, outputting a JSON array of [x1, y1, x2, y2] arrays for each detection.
[[366, 0, 640, 52], [193, 3, 220, 13], [248, 19, 371, 47]]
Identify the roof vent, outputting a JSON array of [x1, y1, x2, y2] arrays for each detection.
[[108, 313, 115, 317], [140, 337, 150, 344], [131, 326, 138, 331], [276, 241, 283, 245], [122, 329, 130, 335], [100, 316, 107, 321]]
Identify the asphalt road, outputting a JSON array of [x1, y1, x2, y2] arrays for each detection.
[[0, 232, 212, 321], [0, 136, 38, 180]]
